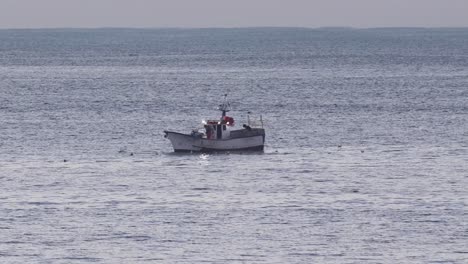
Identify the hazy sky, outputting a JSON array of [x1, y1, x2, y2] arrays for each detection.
[[1, 0, 468, 29]]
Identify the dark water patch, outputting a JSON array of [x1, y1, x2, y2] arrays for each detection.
[[31, 182, 62, 188], [140, 258, 165, 262], [191, 187, 211, 191], [314, 178, 334, 182], [23, 201, 61, 206], [239, 254, 268, 257], [222, 258, 253, 262], [160, 239, 185, 243], [2, 241, 26, 244], [59, 257, 102, 262], [428, 261, 459, 264], [116, 235, 152, 241], [288, 252, 320, 256], [297, 169, 314, 173], [416, 220, 444, 223]]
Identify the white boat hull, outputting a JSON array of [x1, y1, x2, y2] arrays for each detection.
[[164, 131, 264, 152]]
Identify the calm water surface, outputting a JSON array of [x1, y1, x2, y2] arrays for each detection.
[[0, 28, 467, 263]]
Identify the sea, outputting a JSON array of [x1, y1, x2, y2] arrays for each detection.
[[0, 28, 467, 263]]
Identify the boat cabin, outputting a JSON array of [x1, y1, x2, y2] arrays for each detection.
[[203, 117, 234, 140]]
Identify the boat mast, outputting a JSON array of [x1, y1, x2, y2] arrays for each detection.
[[218, 94, 231, 117]]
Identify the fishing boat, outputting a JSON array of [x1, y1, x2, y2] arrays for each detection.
[[164, 95, 265, 152]]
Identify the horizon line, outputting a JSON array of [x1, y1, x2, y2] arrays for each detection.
[[1, 26, 468, 31]]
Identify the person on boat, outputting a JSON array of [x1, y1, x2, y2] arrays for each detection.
[[204, 125, 213, 139]]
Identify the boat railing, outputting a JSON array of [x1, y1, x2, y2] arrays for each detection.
[[247, 114, 264, 128]]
